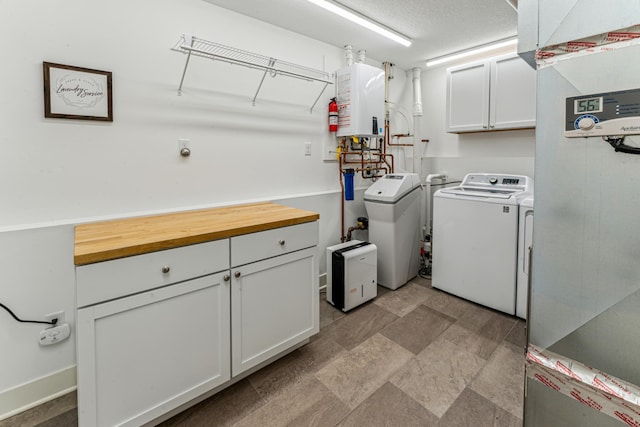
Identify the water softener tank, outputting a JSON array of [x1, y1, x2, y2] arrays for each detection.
[[364, 173, 422, 290]]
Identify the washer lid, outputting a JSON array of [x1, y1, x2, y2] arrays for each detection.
[[440, 173, 533, 199], [364, 173, 421, 203]]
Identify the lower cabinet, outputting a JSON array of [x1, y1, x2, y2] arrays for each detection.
[[76, 272, 230, 427], [75, 220, 319, 426], [231, 247, 318, 376]]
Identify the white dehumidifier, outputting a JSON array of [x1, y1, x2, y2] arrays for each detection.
[[326, 240, 377, 312]]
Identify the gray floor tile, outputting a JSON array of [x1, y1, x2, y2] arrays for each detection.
[[0, 392, 77, 427], [34, 409, 77, 427], [390, 337, 486, 418], [315, 333, 413, 409], [433, 323, 503, 360], [380, 305, 455, 354], [504, 319, 527, 350], [322, 302, 398, 350], [157, 379, 264, 427], [232, 377, 333, 427], [338, 382, 438, 427], [376, 284, 392, 297], [11, 287, 526, 427], [410, 275, 432, 288], [374, 283, 432, 317], [319, 297, 346, 330], [438, 388, 522, 427], [248, 334, 345, 401], [470, 341, 525, 419], [286, 394, 350, 427], [422, 287, 478, 319], [456, 304, 516, 346]]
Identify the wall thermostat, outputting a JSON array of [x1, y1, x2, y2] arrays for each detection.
[[565, 88, 640, 137]]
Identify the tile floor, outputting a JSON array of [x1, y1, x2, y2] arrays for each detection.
[[2, 277, 526, 427]]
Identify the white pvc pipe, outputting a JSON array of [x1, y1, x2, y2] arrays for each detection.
[[344, 45, 353, 66], [425, 173, 448, 236], [426, 173, 447, 184], [412, 68, 423, 117]]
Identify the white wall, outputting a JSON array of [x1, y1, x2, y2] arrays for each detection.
[[0, 0, 414, 417], [0, 0, 350, 227], [0, 0, 534, 416], [413, 65, 536, 180]]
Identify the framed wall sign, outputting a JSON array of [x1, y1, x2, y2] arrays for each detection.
[[43, 62, 113, 121]]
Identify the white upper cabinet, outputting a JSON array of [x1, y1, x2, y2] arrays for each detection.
[[446, 53, 536, 133]]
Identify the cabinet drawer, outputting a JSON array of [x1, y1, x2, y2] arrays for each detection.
[[76, 239, 229, 308], [231, 221, 319, 267]]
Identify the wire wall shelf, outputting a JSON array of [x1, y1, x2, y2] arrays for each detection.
[[171, 34, 334, 112]]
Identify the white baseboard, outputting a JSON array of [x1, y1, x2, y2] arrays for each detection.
[[0, 366, 76, 421], [319, 272, 327, 289]]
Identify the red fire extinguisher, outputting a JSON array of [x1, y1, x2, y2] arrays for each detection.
[[328, 97, 338, 132]]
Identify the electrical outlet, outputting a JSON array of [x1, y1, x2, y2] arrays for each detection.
[[39, 323, 71, 346], [45, 311, 65, 325], [304, 142, 312, 156]]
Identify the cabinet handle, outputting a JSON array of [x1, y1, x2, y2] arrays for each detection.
[[223, 274, 230, 282], [234, 271, 241, 278], [161, 266, 171, 274], [279, 239, 285, 245]]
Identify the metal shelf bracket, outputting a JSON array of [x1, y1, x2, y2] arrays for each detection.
[[171, 34, 333, 112]]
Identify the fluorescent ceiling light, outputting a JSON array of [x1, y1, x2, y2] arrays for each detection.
[[426, 38, 518, 67], [305, 0, 412, 47]]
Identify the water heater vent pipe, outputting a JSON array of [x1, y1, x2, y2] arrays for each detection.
[[344, 45, 353, 66], [412, 68, 423, 117], [357, 49, 366, 63]]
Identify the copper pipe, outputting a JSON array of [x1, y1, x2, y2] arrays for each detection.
[[346, 224, 366, 241], [337, 148, 394, 242], [388, 133, 414, 147]]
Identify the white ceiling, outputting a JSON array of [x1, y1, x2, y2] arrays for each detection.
[[202, 0, 518, 70]]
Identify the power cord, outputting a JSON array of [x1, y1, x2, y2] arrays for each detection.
[[0, 302, 58, 326], [603, 136, 640, 155]]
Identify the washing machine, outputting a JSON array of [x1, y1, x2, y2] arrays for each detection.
[[517, 196, 534, 319], [364, 173, 422, 290], [432, 173, 533, 315]]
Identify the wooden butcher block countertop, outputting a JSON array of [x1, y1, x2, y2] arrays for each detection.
[[74, 202, 320, 265]]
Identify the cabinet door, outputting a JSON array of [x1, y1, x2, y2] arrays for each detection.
[[76, 272, 230, 427], [231, 247, 318, 376], [446, 61, 490, 132], [490, 54, 537, 130]]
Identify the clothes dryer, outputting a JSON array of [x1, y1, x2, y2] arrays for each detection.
[[517, 196, 534, 319]]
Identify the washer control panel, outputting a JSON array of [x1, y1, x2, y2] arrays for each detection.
[[565, 88, 640, 137], [461, 173, 531, 192]]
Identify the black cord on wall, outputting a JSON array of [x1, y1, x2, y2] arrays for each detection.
[[0, 302, 57, 325]]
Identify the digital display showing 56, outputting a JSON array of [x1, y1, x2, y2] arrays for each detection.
[[574, 96, 603, 114]]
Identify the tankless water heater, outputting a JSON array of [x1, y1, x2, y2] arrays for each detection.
[[335, 63, 385, 138]]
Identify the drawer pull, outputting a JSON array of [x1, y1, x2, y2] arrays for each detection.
[[223, 274, 230, 282], [234, 271, 241, 278], [279, 239, 286, 245], [161, 266, 171, 274]]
